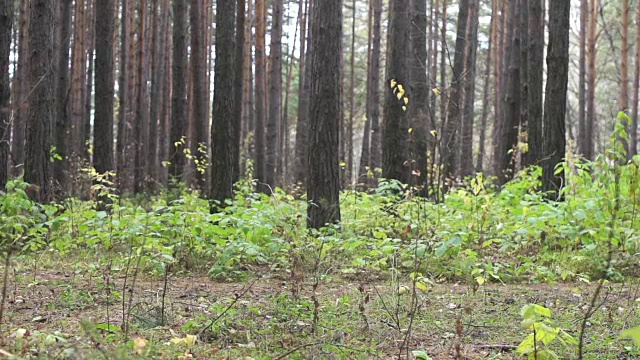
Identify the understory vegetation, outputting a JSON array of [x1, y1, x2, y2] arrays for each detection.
[[1, 150, 640, 359]]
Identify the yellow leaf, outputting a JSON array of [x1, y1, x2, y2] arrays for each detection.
[[402, 106, 407, 112], [432, 88, 441, 95], [133, 337, 148, 355], [185, 334, 197, 346], [404, 97, 409, 105], [408, 128, 414, 133], [430, 130, 438, 137], [390, 79, 397, 89]]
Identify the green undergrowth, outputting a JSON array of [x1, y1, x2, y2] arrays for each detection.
[[2, 153, 639, 286]]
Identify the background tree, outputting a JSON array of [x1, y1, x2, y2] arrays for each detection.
[[190, 0, 208, 188], [267, 0, 283, 188], [382, 0, 411, 184], [632, 0, 640, 157], [93, 0, 115, 177], [307, 0, 342, 229], [541, 0, 570, 196], [169, 0, 188, 183], [0, 0, 11, 190], [210, 0, 236, 206], [24, 0, 55, 202], [526, 0, 544, 167], [255, 0, 267, 191]]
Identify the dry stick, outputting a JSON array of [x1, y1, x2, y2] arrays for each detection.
[[0, 347, 14, 357], [577, 163, 621, 359], [0, 254, 10, 331], [196, 278, 258, 338]]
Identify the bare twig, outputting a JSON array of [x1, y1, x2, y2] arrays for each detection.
[[196, 278, 258, 338]]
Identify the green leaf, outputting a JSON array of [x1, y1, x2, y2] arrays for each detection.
[[621, 326, 640, 347], [411, 350, 433, 360]]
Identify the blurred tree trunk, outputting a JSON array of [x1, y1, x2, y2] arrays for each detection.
[[620, 0, 630, 155], [358, 0, 373, 181], [134, 0, 149, 193], [294, 0, 310, 185], [585, 0, 599, 160], [526, 0, 544, 167], [233, 0, 246, 182], [169, 0, 188, 184], [190, 0, 208, 188], [210, 0, 236, 206], [10, 0, 29, 177], [241, 0, 254, 177], [282, 8, 299, 184], [307, 0, 342, 229], [477, 0, 497, 172], [541, 0, 570, 197], [24, 0, 55, 202], [148, 0, 164, 187], [53, 0, 72, 194], [459, 0, 479, 178], [267, 0, 283, 188], [255, 0, 267, 191], [94, 0, 115, 179], [441, 0, 468, 184], [632, 0, 640, 157], [346, 0, 356, 185], [578, 0, 588, 158], [382, 0, 411, 183], [0, 0, 11, 190]]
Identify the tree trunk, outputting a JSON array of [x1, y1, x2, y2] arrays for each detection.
[[169, 0, 188, 183], [53, 0, 72, 194], [94, 0, 115, 178], [541, 0, 570, 197], [620, 0, 630, 155], [492, 0, 520, 184], [294, 0, 310, 185], [526, 0, 543, 167], [0, 0, 11, 190], [439, 0, 447, 136], [10, 0, 29, 177], [148, 0, 164, 187], [459, 0, 479, 178], [347, 0, 356, 185], [358, 0, 373, 181], [267, 0, 283, 188], [241, 0, 253, 177], [255, 0, 267, 190], [307, 0, 342, 229], [24, 0, 55, 202], [117, 0, 130, 190], [282, 8, 299, 185], [632, 0, 640, 157], [189, 0, 208, 188], [409, 0, 430, 191], [441, 0, 468, 184], [578, 0, 587, 158], [369, 0, 382, 173], [585, 0, 599, 160], [477, 0, 496, 173], [233, 0, 246, 182], [210, 0, 236, 206]]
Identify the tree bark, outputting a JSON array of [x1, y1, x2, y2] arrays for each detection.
[[233, 0, 246, 182], [267, 0, 283, 188], [53, 0, 72, 193], [369, 0, 383, 173], [459, 0, 479, 178], [169, 0, 188, 183], [93, 0, 115, 177], [10, 0, 29, 177], [578, 0, 588, 158], [541, 0, 570, 197], [0, 0, 11, 190], [307, 0, 342, 229], [526, 0, 544, 167], [620, 0, 630, 155], [255, 0, 267, 191], [477, 0, 496, 173], [441, 0, 468, 184], [585, 0, 599, 160], [210, 0, 236, 206], [189, 0, 208, 188], [632, 0, 640, 157], [24, 0, 55, 202]]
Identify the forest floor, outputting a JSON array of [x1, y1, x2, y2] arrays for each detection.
[[1, 260, 639, 359]]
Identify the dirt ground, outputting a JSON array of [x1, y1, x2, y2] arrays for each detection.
[[1, 267, 639, 359]]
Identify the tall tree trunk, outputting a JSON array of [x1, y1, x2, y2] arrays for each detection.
[[233, 0, 246, 182], [358, 0, 373, 180], [134, 0, 149, 193], [307, 0, 342, 229], [0, 0, 11, 190], [169, 0, 188, 183], [241, 0, 253, 177], [148, 0, 164, 187], [620, 0, 630, 155], [477, 0, 496, 173], [346, 0, 356, 185], [441, 0, 469, 184], [294, 0, 310, 185], [632, 0, 640, 157], [94, 0, 115, 178], [369, 0, 382, 173], [190, 0, 208, 188], [382, 0, 411, 183], [410, 0, 430, 191], [541, 0, 570, 197], [210, 0, 236, 206], [459, 0, 479, 178], [578, 0, 588, 157], [439, 0, 447, 136], [585, 0, 599, 160], [117, 0, 130, 190], [159, 0, 172, 185], [54, 0, 72, 194], [282, 8, 299, 184], [25, 0, 55, 202], [492, 0, 520, 184], [255, 0, 267, 190], [526, 0, 543, 167], [267, 0, 283, 188], [10, 0, 29, 177]]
